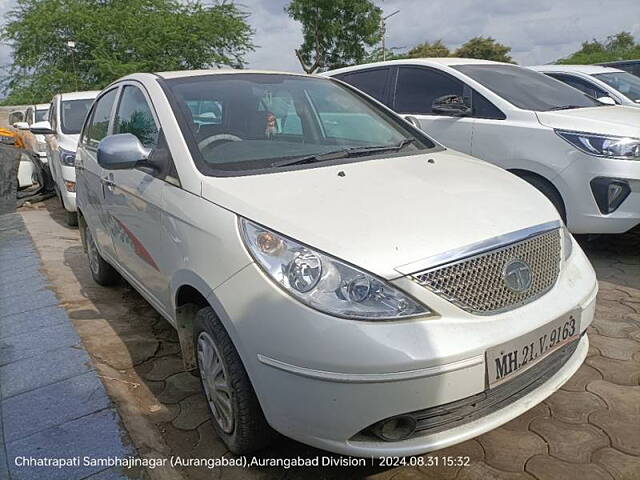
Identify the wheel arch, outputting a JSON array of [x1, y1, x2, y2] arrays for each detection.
[[171, 271, 246, 373], [507, 168, 567, 222]]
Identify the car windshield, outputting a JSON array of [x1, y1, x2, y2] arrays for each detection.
[[35, 108, 49, 122], [61, 99, 94, 134], [454, 64, 601, 111], [593, 71, 640, 102], [165, 74, 433, 174]]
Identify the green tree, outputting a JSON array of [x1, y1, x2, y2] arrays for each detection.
[[405, 40, 450, 58], [1, 0, 254, 105], [286, 0, 382, 73], [454, 36, 513, 63], [362, 46, 403, 63], [558, 32, 640, 64]]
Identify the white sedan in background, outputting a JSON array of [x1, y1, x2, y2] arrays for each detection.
[[529, 64, 640, 107]]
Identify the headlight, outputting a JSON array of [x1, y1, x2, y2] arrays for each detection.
[[556, 130, 640, 160], [60, 148, 76, 166], [562, 226, 573, 261], [240, 219, 431, 320]]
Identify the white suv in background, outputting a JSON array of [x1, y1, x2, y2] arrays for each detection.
[[325, 59, 640, 234], [529, 64, 640, 107], [31, 90, 98, 226]]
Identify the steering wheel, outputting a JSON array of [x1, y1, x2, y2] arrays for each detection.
[[198, 133, 242, 150]]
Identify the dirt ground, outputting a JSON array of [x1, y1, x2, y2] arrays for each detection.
[[18, 198, 640, 480]]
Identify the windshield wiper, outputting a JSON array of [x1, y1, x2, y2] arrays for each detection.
[[549, 105, 585, 111], [271, 138, 416, 168]]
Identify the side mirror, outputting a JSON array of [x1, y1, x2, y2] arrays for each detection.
[[97, 133, 150, 170], [13, 122, 30, 130], [597, 96, 616, 106], [432, 95, 471, 116], [30, 121, 54, 135]]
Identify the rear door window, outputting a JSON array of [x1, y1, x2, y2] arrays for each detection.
[[337, 68, 391, 104]]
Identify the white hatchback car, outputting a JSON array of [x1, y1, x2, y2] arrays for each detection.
[[76, 70, 597, 457], [31, 90, 99, 225], [529, 64, 640, 108], [325, 59, 640, 234]]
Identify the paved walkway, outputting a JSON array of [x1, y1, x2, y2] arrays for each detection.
[[10, 201, 640, 479], [0, 213, 143, 480]]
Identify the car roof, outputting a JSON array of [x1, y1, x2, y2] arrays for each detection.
[[528, 64, 624, 75], [36, 103, 49, 110], [155, 68, 311, 80], [323, 57, 510, 76], [59, 90, 100, 101]]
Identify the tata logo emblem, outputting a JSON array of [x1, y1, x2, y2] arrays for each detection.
[[503, 259, 533, 292]]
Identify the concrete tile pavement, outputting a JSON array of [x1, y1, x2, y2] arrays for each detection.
[[0, 212, 143, 480]]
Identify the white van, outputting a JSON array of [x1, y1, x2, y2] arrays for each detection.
[[325, 59, 640, 234], [31, 91, 98, 225]]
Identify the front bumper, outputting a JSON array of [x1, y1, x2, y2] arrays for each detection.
[[555, 152, 640, 234], [57, 164, 76, 212], [210, 240, 597, 456]]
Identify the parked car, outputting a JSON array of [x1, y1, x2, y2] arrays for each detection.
[[21, 103, 51, 158], [31, 90, 99, 225], [8, 110, 25, 126], [529, 65, 640, 107], [1, 116, 40, 190], [325, 59, 640, 234], [598, 59, 640, 78], [75, 70, 597, 457]]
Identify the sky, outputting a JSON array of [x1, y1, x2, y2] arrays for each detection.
[[1, 0, 640, 75]]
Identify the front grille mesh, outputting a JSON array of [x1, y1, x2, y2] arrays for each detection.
[[411, 229, 562, 314]]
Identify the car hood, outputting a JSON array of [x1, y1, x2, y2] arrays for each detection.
[[201, 151, 560, 280], [536, 105, 640, 137]]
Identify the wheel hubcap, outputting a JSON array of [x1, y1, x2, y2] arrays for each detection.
[[197, 331, 234, 433], [86, 230, 100, 276]]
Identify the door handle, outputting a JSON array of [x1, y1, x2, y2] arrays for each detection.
[[102, 175, 115, 190]]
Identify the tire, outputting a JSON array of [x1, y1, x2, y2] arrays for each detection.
[[194, 306, 276, 454], [519, 174, 567, 224], [85, 225, 119, 286], [66, 210, 78, 227]]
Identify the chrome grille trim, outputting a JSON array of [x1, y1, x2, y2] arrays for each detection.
[[409, 228, 562, 315]]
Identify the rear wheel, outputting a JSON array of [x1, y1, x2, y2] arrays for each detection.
[[194, 306, 276, 454], [85, 225, 119, 286]]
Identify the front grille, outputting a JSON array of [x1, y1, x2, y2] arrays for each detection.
[[361, 336, 581, 441], [410, 228, 562, 314]]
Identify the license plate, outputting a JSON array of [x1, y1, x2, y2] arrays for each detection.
[[486, 310, 580, 388]]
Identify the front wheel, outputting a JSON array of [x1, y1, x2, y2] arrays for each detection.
[[194, 306, 276, 454], [66, 210, 78, 227], [85, 225, 119, 286]]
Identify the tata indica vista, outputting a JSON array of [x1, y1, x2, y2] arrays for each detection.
[[75, 70, 598, 457]]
